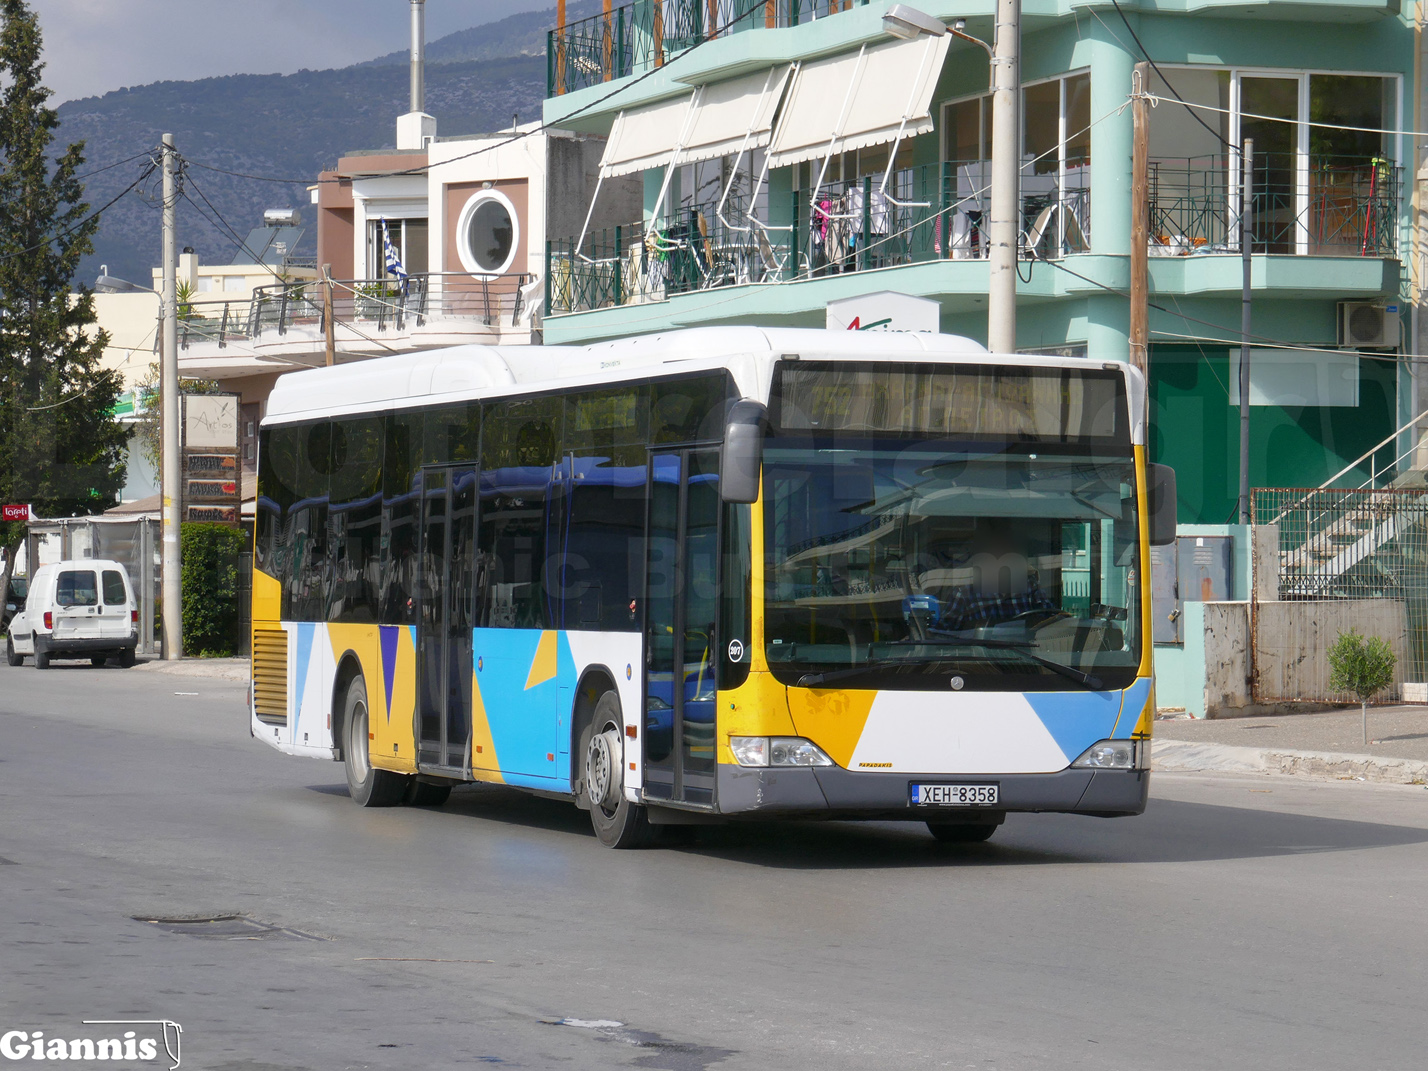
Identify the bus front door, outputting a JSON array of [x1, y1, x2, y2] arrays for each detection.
[[417, 464, 477, 771], [643, 449, 719, 808]]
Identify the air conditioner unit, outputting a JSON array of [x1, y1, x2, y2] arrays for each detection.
[[1338, 301, 1400, 349]]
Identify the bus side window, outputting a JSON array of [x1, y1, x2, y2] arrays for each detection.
[[479, 398, 560, 630], [256, 422, 302, 619], [288, 421, 333, 623], [328, 416, 383, 623], [561, 446, 647, 632], [380, 410, 420, 627]]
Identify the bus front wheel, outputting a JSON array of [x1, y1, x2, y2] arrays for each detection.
[[343, 676, 407, 807], [927, 820, 1000, 844], [582, 691, 654, 849]]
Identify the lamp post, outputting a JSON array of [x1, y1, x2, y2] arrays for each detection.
[[884, 4, 1019, 354]]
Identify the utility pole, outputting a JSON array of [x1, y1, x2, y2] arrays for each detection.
[[986, 0, 1020, 354], [322, 264, 335, 367], [1238, 138, 1254, 525], [160, 133, 182, 660], [1129, 62, 1150, 385]]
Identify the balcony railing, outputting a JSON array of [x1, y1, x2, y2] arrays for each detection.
[[170, 273, 534, 351], [547, 161, 1093, 315], [547, 1, 871, 96], [1149, 154, 1401, 257]]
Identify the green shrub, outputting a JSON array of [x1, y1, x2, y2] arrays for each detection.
[[181, 522, 246, 657]]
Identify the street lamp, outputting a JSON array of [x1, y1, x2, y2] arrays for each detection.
[[881, 4, 1020, 354]]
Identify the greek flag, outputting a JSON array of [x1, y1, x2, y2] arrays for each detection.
[[381, 219, 406, 281]]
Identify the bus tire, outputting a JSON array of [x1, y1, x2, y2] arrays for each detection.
[[927, 820, 1000, 844], [407, 781, 452, 807], [582, 691, 654, 849], [6, 635, 21, 666], [343, 675, 407, 807]]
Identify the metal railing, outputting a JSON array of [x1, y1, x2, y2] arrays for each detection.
[[1254, 486, 1428, 686], [171, 273, 534, 350], [547, 1, 869, 96], [1149, 154, 1401, 257], [546, 161, 1092, 316]]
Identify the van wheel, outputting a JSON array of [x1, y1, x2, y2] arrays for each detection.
[[118, 648, 136, 668], [343, 676, 408, 807], [582, 691, 654, 849], [34, 640, 49, 670], [5, 635, 21, 667]]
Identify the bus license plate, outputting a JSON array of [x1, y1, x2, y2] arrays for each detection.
[[911, 783, 999, 806]]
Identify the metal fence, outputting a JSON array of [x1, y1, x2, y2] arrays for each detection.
[[1252, 487, 1428, 696], [547, 162, 1092, 315], [173, 273, 533, 351], [548, 1, 870, 96], [1149, 153, 1401, 257]]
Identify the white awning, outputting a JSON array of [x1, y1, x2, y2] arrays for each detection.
[[767, 33, 951, 170], [679, 65, 792, 165], [598, 66, 792, 178], [599, 93, 697, 179]]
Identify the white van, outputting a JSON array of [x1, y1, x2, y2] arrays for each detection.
[[6, 560, 139, 668]]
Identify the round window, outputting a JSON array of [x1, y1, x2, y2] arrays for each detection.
[[459, 193, 517, 275]]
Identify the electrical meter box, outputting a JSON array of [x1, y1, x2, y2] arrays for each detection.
[[1151, 536, 1235, 645], [1149, 543, 1180, 644]]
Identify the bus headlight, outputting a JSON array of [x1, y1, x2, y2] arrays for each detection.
[[1071, 739, 1143, 770], [730, 736, 834, 767]]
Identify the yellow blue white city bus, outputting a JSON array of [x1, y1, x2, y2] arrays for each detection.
[[250, 327, 1176, 847]]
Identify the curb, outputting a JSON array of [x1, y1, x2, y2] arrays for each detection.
[[1153, 738, 1428, 785], [131, 658, 250, 683]]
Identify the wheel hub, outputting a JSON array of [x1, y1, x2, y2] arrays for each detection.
[[586, 728, 623, 811]]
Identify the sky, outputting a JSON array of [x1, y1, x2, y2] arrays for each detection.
[[33, 0, 551, 104]]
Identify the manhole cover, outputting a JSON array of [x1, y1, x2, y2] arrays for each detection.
[[133, 915, 322, 941]]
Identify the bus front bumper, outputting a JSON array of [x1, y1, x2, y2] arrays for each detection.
[[716, 764, 1148, 819]]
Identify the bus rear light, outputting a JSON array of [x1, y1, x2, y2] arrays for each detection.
[[730, 736, 834, 768]]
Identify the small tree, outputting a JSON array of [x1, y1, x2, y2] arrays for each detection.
[[1327, 628, 1397, 746]]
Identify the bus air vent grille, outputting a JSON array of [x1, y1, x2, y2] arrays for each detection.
[[252, 629, 289, 725]]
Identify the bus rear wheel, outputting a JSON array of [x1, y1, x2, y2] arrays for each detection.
[[927, 819, 1001, 844], [582, 691, 653, 849], [343, 676, 407, 807]]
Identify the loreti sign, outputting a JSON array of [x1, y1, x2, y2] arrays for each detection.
[[1, 505, 30, 523]]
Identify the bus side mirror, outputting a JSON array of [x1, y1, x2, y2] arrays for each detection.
[[1147, 463, 1177, 546], [720, 399, 768, 504]]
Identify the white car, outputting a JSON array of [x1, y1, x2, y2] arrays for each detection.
[[6, 560, 139, 669]]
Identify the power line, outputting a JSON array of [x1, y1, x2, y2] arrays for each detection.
[[0, 161, 156, 265], [1108, 0, 1235, 152], [182, 0, 775, 186]]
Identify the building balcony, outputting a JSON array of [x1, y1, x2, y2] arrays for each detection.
[[172, 272, 539, 380], [1150, 154, 1401, 258], [548, 161, 1093, 316], [547, 0, 869, 97]]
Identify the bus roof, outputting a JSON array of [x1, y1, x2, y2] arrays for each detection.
[[262, 327, 1143, 435]]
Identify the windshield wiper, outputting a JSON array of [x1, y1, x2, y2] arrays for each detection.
[[796, 653, 951, 688], [796, 638, 1104, 690], [914, 635, 1104, 690]]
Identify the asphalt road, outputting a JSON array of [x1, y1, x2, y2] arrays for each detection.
[[2, 659, 1426, 1071]]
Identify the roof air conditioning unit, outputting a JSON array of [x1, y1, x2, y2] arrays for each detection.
[[1338, 300, 1400, 349]]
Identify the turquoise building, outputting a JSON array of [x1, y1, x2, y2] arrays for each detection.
[[542, 0, 1419, 526]]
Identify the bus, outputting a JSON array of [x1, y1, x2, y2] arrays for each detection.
[[251, 326, 1175, 847]]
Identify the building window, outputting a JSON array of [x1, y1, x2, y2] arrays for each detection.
[[456, 191, 518, 276], [223, 276, 245, 292], [1147, 67, 1399, 255], [367, 218, 429, 278]]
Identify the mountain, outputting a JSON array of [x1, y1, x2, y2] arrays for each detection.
[[54, 4, 591, 287]]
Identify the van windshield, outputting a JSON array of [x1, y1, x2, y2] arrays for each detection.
[[56, 570, 98, 607]]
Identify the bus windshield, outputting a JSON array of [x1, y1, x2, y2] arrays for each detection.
[[763, 366, 1142, 691]]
